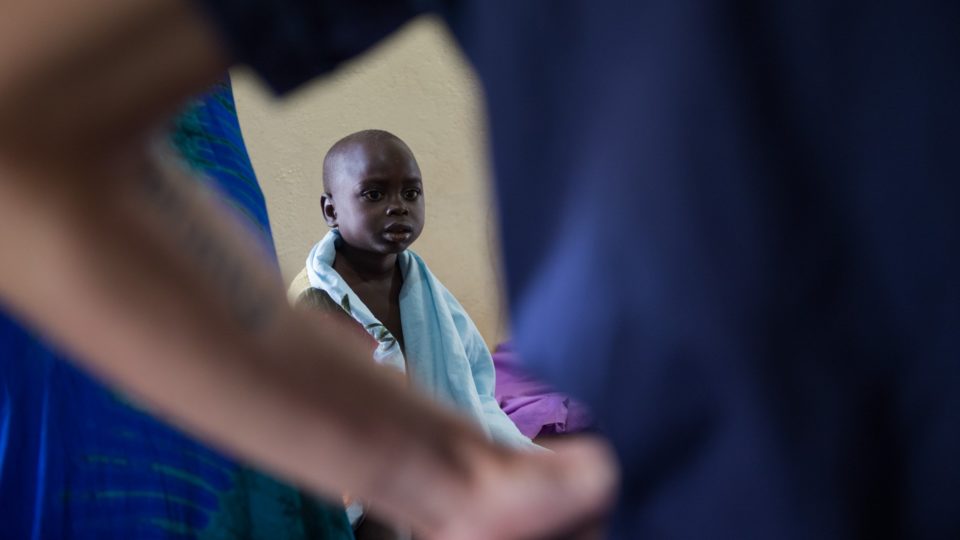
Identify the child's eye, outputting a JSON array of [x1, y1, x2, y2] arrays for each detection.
[[403, 189, 421, 201], [362, 190, 384, 202]]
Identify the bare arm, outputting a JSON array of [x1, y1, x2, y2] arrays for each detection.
[[0, 140, 490, 530], [0, 1, 615, 538]]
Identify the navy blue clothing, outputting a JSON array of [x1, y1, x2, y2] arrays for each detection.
[[195, 2, 960, 538]]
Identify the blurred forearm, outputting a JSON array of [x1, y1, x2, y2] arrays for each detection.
[[0, 145, 493, 534], [0, 0, 490, 531], [0, 3, 618, 537]]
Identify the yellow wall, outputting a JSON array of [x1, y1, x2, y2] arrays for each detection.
[[232, 17, 508, 346]]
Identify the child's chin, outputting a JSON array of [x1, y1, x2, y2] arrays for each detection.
[[374, 241, 410, 254]]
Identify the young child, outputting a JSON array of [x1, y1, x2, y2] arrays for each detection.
[[298, 129, 534, 450]]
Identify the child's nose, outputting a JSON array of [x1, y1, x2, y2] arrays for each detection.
[[386, 202, 408, 215]]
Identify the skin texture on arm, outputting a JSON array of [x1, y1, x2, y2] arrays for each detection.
[[0, 145, 474, 533], [0, 1, 616, 538]]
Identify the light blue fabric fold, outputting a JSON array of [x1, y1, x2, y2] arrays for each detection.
[[306, 230, 533, 449]]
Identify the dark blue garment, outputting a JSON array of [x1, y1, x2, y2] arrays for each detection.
[[0, 79, 353, 539], [158, 2, 960, 538]]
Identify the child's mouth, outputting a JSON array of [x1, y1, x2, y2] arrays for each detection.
[[383, 223, 413, 242], [382, 228, 412, 243]]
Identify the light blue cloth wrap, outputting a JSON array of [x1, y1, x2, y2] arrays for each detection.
[[306, 230, 533, 449]]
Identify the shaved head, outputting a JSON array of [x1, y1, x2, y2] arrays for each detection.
[[318, 129, 425, 255], [322, 129, 418, 195]]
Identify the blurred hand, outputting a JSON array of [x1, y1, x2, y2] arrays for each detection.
[[427, 435, 618, 540]]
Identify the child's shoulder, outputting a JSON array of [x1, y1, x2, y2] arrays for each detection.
[[296, 287, 344, 313]]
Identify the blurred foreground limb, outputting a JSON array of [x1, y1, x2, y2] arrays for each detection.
[[0, 1, 616, 538]]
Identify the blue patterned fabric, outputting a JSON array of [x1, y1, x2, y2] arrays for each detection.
[[0, 78, 353, 539]]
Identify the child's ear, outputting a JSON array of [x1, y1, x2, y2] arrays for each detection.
[[321, 193, 338, 228]]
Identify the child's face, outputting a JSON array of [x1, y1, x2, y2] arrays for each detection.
[[326, 139, 425, 255]]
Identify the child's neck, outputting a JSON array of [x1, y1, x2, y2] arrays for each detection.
[[334, 242, 398, 282]]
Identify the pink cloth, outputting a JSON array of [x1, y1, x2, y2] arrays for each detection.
[[492, 342, 592, 439]]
